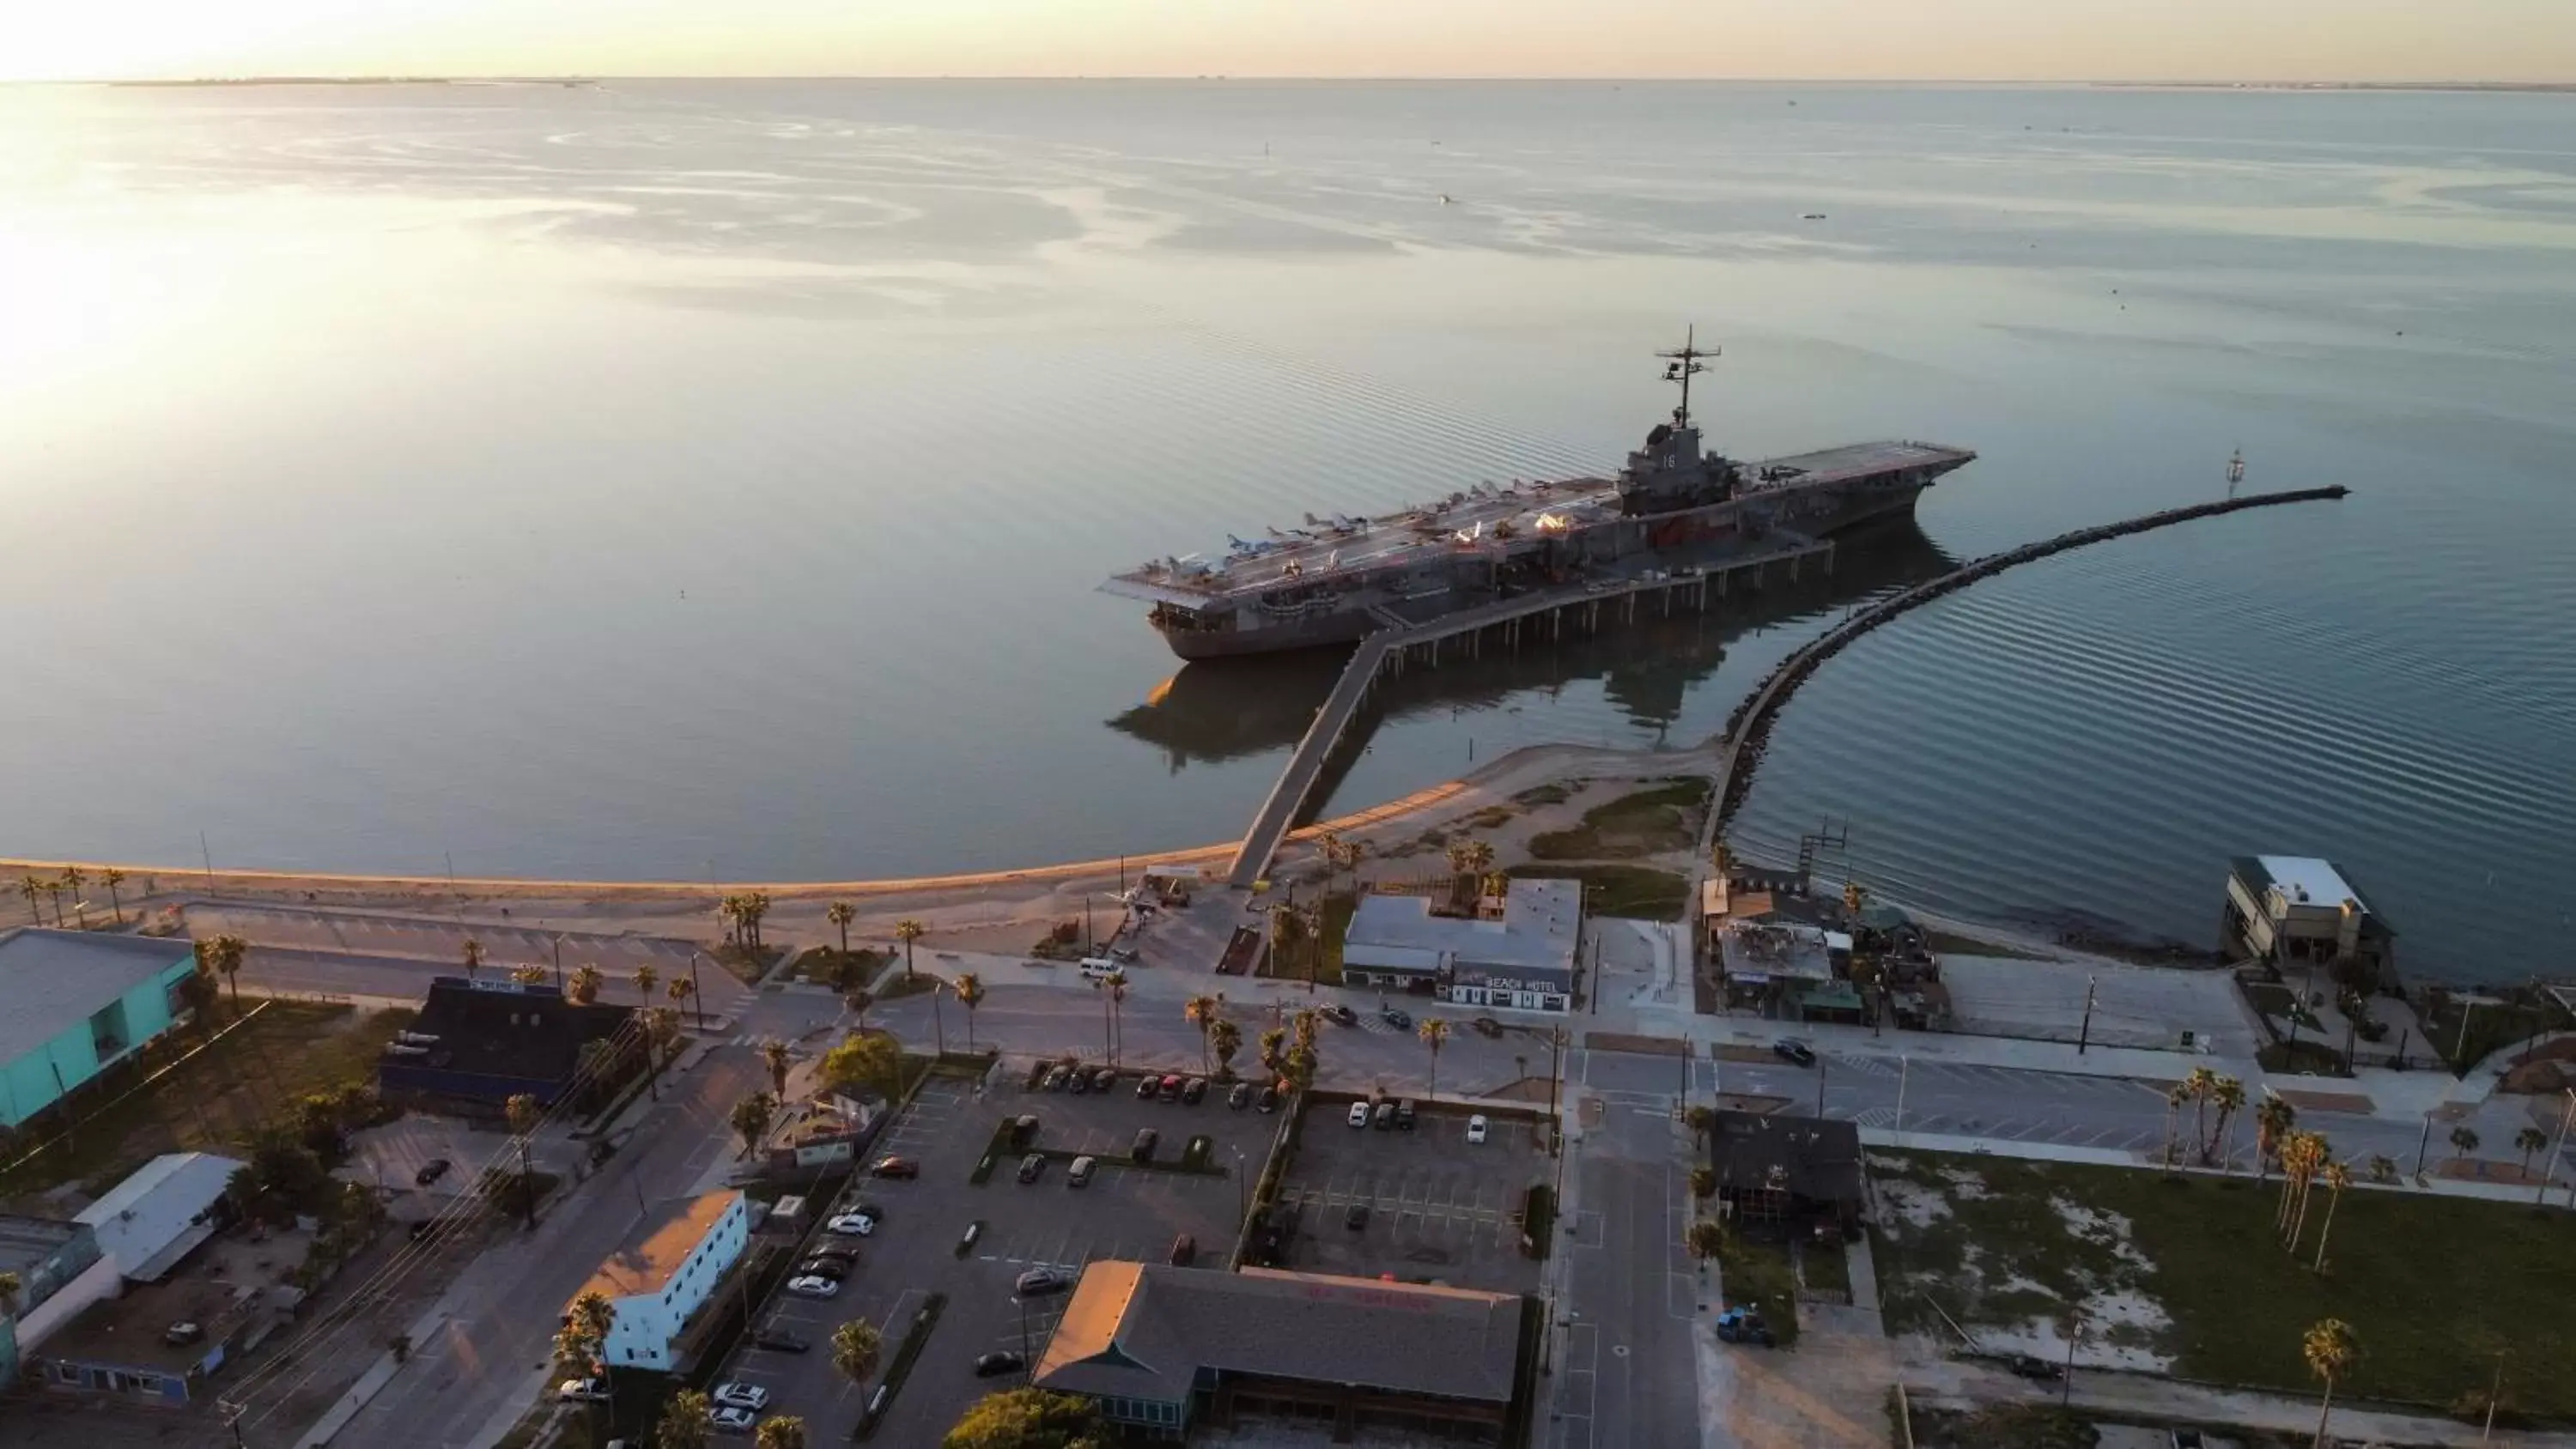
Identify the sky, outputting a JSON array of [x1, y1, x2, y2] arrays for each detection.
[[1, 0, 2569, 85]]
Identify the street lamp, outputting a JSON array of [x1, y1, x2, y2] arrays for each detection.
[[687, 950, 709, 1031]]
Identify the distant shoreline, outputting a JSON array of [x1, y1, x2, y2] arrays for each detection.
[[2093, 81, 2575, 94], [39, 76, 2573, 94]]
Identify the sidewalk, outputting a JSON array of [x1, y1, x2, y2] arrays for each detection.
[[1862, 1127, 2565, 1205]]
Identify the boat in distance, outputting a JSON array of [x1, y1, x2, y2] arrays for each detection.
[[1101, 333, 1977, 660]]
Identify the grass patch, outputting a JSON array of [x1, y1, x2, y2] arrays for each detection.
[[1256, 894, 1351, 986], [789, 946, 890, 991], [1512, 783, 1573, 807], [856, 1292, 947, 1440], [1525, 778, 1710, 862], [1908, 1403, 2099, 1449], [709, 943, 781, 985], [1801, 1235, 1852, 1298], [1719, 1234, 1801, 1345], [2424, 991, 2571, 1072], [1868, 1149, 2576, 1416], [873, 968, 943, 1001], [1505, 864, 1691, 921], [1, 1000, 414, 1197]]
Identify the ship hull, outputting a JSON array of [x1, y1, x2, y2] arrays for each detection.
[[1149, 480, 1935, 660]]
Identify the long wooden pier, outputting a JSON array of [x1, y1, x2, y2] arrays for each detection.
[[1225, 533, 1838, 888]]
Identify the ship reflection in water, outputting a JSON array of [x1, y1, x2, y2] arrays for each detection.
[[1107, 517, 1954, 773]]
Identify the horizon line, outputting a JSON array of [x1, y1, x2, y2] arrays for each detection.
[[14, 73, 2574, 89]]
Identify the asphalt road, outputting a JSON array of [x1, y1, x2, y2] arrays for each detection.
[[242, 1046, 764, 1449], [1552, 1046, 1710, 1449]]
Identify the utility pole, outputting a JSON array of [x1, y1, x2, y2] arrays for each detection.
[[201, 831, 216, 892], [2415, 1112, 2434, 1179], [1894, 1056, 1909, 1146], [688, 951, 707, 1031], [2540, 1088, 2574, 1208], [2076, 975, 2097, 1055], [1815, 1057, 1828, 1116], [223, 1401, 249, 1448], [2483, 1351, 2506, 1441]]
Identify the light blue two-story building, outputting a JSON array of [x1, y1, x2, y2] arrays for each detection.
[[0, 929, 201, 1130]]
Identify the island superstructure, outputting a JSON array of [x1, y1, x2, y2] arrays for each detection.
[[1102, 333, 1978, 659]]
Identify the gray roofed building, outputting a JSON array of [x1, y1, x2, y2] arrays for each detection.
[[1705, 1110, 1863, 1231], [1035, 1262, 1526, 1441], [1340, 878, 1579, 1013], [0, 930, 200, 1129]]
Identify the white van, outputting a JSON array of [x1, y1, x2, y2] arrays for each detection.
[[1078, 957, 1122, 979]]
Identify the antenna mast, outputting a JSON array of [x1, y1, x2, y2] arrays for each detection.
[[1657, 326, 1716, 428]]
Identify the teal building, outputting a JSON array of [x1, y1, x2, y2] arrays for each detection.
[[0, 930, 200, 1129]]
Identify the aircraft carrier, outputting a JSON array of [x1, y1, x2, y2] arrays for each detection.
[[1102, 334, 1977, 661]]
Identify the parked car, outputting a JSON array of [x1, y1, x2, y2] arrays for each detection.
[[710, 1405, 759, 1434], [1168, 1234, 1197, 1266], [1467, 1113, 1489, 1144], [1381, 1007, 1413, 1030], [1017, 1153, 1046, 1184], [1009, 1115, 1041, 1149], [1471, 1015, 1504, 1038], [1771, 1038, 1817, 1067], [1716, 1307, 1775, 1347], [1131, 1128, 1158, 1163], [1345, 1202, 1370, 1230], [826, 1210, 878, 1236], [1372, 1100, 1396, 1131], [869, 1156, 920, 1179], [1347, 1101, 1371, 1128], [1016, 1267, 1072, 1298], [712, 1383, 771, 1411], [1091, 1067, 1116, 1092], [751, 1325, 811, 1353], [556, 1376, 610, 1403], [1323, 1004, 1358, 1026], [795, 1258, 848, 1282], [1157, 1074, 1183, 1100], [974, 1350, 1024, 1378], [784, 1275, 839, 1298], [1256, 1086, 1279, 1113], [414, 1158, 453, 1188], [1135, 1075, 1158, 1100], [2005, 1354, 2063, 1382], [1066, 1068, 1091, 1095], [1394, 1100, 1416, 1131], [804, 1247, 857, 1268], [1228, 1082, 1252, 1110], [1042, 1066, 1070, 1092], [1182, 1076, 1207, 1105], [1067, 1155, 1097, 1187], [1109, 943, 1140, 962]]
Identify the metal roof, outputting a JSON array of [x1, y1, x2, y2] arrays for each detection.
[[76, 1152, 244, 1280], [1036, 1262, 1522, 1407], [1342, 880, 1580, 979], [571, 1191, 742, 1303], [0, 929, 194, 1067]]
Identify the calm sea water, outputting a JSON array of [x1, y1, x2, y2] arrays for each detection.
[[3, 81, 2571, 982]]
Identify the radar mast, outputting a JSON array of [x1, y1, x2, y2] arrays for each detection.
[[1657, 327, 1717, 428]]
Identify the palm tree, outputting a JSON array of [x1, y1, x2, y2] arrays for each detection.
[[2310, 1161, 2352, 1272], [2282, 1132, 2328, 1250], [2255, 1096, 2297, 1186], [893, 919, 926, 982], [0, 1268, 23, 1319], [61, 866, 88, 927], [556, 1288, 617, 1440], [1684, 1104, 1717, 1139], [759, 1040, 793, 1099], [578, 1040, 621, 1104], [1093, 969, 1130, 1066], [1461, 840, 1497, 881], [2450, 1125, 2482, 1161], [568, 964, 605, 1005], [1259, 1027, 1288, 1085], [1268, 904, 1306, 981], [2204, 1075, 2246, 1169], [831, 1318, 883, 1394], [100, 867, 127, 925], [1210, 1018, 1243, 1078], [732, 1090, 777, 1157], [2366, 1153, 2398, 1185], [753, 1419, 807, 1449], [2180, 1066, 2216, 1158], [2160, 1082, 2191, 1169], [2513, 1125, 2549, 1175], [1184, 995, 1223, 1074], [634, 963, 659, 1002], [656, 1390, 714, 1449], [462, 937, 484, 981], [2304, 1318, 2359, 1448], [1418, 1017, 1452, 1101], [18, 875, 49, 926], [40, 875, 64, 926], [828, 901, 856, 956], [212, 935, 249, 1011], [644, 1007, 682, 1100], [509, 964, 550, 986], [505, 1093, 543, 1229], [955, 972, 985, 1050], [1317, 831, 1346, 893], [1685, 1219, 1728, 1264], [740, 891, 772, 954]]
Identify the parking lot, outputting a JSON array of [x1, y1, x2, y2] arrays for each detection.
[[714, 1066, 1281, 1446], [1272, 1100, 1547, 1295]]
